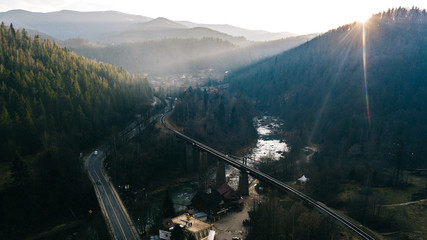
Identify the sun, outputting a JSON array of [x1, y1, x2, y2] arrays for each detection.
[[355, 11, 372, 23]]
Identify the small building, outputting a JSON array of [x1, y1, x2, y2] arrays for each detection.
[[297, 175, 309, 184], [190, 191, 223, 215], [189, 184, 243, 222], [172, 214, 215, 240], [193, 212, 208, 222], [214, 183, 243, 208]]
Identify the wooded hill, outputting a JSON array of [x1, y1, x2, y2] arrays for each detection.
[[0, 23, 152, 159], [0, 23, 152, 239], [229, 8, 427, 169]]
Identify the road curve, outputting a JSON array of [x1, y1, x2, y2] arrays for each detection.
[[87, 150, 140, 240], [160, 108, 376, 240]]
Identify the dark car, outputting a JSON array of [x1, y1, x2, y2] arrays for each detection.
[[242, 219, 251, 226]]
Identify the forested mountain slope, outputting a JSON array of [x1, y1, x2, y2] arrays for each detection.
[[0, 23, 152, 158], [65, 34, 314, 75], [65, 37, 237, 75], [229, 8, 426, 168], [0, 23, 152, 239]]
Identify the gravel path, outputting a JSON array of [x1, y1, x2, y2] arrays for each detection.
[[213, 179, 260, 240], [382, 198, 427, 207]]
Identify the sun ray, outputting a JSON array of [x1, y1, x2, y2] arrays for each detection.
[[362, 22, 371, 124], [309, 26, 360, 143]]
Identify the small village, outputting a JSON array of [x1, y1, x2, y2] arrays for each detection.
[[156, 182, 247, 240], [147, 167, 312, 240]]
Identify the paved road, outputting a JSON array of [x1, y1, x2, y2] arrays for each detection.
[[161, 108, 376, 240], [87, 150, 139, 240], [85, 98, 167, 240]]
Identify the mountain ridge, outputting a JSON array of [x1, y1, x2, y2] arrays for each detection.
[[0, 9, 152, 40], [138, 17, 188, 30], [178, 20, 297, 41], [104, 22, 249, 45], [0, 9, 298, 42]]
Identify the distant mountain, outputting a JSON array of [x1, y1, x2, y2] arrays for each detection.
[[105, 17, 249, 46], [1, 9, 311, 76], [25, 28, 61, 42], [134, 17, 188, 30], [0, 9, 298, 45], [178, 21, 297, 41], [0, 9, 152, 40], [229, 8, 427, 167], [65, 38, 237, 74]]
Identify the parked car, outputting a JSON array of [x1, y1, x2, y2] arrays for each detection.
[[242, 219, 251, 227], [94, 150, 98, 156]]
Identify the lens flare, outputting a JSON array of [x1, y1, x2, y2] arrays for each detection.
[[362, 22, 371, 124]]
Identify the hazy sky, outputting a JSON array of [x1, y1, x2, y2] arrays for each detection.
[[0, 0, 425, 34]]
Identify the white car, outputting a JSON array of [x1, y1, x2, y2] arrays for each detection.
[[94, 150, 98, 156]]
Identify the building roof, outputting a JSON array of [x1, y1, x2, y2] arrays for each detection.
[[297, 175, 309, 183], [191, 191, 223, 212], [194, 212, 208, 218], [214, 183, 241, 200], [214, 183, 230, 195], [172, 214, 213, 234]]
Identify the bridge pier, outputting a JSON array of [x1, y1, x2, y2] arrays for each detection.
[[197, 151, 209, 190], [216, 160, 226, 185], [199, 151, 207, 172], [185, 143, 194, 172], [238, 170, 249, 196]]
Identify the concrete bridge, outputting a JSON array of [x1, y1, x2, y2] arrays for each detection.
[[184, 142, 250, 195], [161, 108, 376, 240]]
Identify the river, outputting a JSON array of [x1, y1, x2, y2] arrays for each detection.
[[171, 115, 288, 208], [226, 115, 288, 189]]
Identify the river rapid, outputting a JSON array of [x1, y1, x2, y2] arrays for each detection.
[[226, 116, 288, 189]]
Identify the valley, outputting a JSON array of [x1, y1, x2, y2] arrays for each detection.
[[0, 4, 426, 240]]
